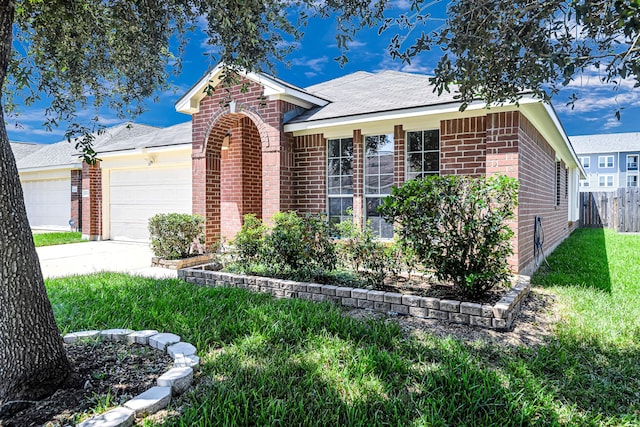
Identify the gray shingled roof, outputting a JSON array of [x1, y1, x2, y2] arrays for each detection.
[[14, 123, 160, 169], [9, 142, 44, 162], [97, 121, 191, 153], [288, 70, 460, 123], [570, 132, 640, 154]]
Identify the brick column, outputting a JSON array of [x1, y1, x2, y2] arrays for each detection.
[[352, 129, 363, 228], [70, 169, 82, 232], [394, 124, 405, 186], [81, 161, 102, 240]]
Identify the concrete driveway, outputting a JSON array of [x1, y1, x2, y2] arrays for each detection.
[[37, 241, 177, 279]]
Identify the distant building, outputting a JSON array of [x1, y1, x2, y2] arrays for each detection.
[[570, 132, 640, 191]]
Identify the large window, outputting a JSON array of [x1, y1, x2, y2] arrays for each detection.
[[407, 130, 440, 179], [627, 154, 638, 171], [327, 138, 353, 225], [599, 175, 614, 187], [598, 155, 614, 168], [627, 175, 638, 187], [365, 134, 394, 239]]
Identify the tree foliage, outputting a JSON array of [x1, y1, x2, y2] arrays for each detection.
[[385, 0, 640, 114]]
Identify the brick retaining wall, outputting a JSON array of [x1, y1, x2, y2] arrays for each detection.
[[178, 267, 531, 330]]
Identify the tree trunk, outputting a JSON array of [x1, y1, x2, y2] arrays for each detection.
[[0, 1, 71, 413]]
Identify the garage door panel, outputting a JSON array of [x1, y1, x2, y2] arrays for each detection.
[[21, 178, 71, 229], [108, 166, 192, 241]]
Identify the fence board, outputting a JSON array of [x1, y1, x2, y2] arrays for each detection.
[[580, 188, 640, 232]]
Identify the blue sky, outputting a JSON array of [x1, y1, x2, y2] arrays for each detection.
[[7, 4, 640, 144]]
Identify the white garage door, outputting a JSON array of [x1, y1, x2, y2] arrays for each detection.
[[108, 167, 192, 241], [22, 178, 71, 229]]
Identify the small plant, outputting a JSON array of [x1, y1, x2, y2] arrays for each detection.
[[232, 214, 267, 264], [148, 213, 205, 260], [380, 175, 518, 298]]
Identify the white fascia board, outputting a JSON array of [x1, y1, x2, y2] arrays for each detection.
[[97, 143, 192, 158], [175, 64, 327, 115], [18, 163, 81, 173], [284, 96, 541, 134]]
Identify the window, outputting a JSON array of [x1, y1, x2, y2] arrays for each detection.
[[598, 175, 614, 187], [580, 157, 590, 168], [327, 138, 353, 225], [598, 155, 614, 168], [406, 130, 439, 179], [580, 179, 590, 187], [365, 134, 394, 239], [627, 154, 638, 171], [627, 175, 638, 187]]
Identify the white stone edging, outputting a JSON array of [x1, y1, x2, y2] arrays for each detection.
[[62, 329, 198, 427], [179, 268, 531, 330]]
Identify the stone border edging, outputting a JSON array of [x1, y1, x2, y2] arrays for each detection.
[[62, 329, 199, 426], [178, 268, 531, 330]]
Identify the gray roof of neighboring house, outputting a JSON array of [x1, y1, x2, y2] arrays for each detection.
[[287, 70, 460, 123], [97, 121, 191, 153], [14, 122, 161, 170], [9, 142, 44, 162], [570, 132, 640, 154]]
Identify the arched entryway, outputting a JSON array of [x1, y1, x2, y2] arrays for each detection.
[[197, 112, 264, 246]]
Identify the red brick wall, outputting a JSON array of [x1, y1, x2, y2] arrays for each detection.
[[70, 169, 82, 232], [293, 133, 325, 213], [190, 76, 297, 244], [81, 162, 102, 240], [440, 116, 487, 177], [517, 114, 569, 274], [394, 125, 406, 186]]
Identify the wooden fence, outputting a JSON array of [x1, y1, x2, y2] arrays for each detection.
[[580, 188, 640, 232]]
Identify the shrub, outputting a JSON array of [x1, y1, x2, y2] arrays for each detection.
[[232, 214, 267, 264], [335, 217, 393, 286], [379, 175, 518, 298], [148, 213, 205, 260], [263, 211, 337, 278]]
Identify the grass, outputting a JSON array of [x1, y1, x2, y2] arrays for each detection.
[[45, 228, 640, 426], [33, 231, 85, 247]]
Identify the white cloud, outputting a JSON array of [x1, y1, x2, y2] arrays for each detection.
[[290, 56, 329, 72], [603, 117, 623, 129], [375, 55, 435, 75]]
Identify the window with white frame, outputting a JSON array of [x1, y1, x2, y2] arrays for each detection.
[[598, 155, 614, 168], [626, 154, 638, 171], [599, 175, 614, 187], [580, 179, 590, 187], [364, 134, 394, 239], [327, 137, 354, 225], [406, 130, 439, 179], [580, 156, 590, 168], [627, 175, 638, 187]]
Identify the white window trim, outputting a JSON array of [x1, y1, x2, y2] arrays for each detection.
[[598, 174, 615, 187], [627, 173, 639, 187], [326, 137, 354, 224], [363, 133, 395, 239], [598, 155, 614, 169], [626, 154, 638, 171]]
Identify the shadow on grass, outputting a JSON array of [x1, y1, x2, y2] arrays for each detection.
[[46, 273, 639, 425], [532, 228, 611, 293]]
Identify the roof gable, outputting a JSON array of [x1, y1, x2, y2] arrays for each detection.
[[175, 63, 329, 115]]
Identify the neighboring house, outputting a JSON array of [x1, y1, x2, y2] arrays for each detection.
[[570, 132, 640, 192], [11, 122, 191, 238], [12, 64, 585, 275]]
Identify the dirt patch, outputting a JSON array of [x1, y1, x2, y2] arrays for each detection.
[[0, 340, 174, 427], [345, 288, 559, 348]]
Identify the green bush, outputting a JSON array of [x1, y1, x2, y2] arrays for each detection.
[[379, 175, 518, 298], [335, 217, 394, 286], [263, 211, 337, 278], [232, 214, 267, 264], [148, 213, 205, 260]]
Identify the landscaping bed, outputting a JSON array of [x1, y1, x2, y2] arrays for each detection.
[[178, 267, 531, 330]]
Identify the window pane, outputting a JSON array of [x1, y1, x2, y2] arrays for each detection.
[[365, 175, 379, 194], [327, 177, 341, 195], [408, 153, 422, 173], [423, 151, 439, 173], [380, 174, 394, 194], [340, 138, 353, 157], [341, 176, 353, 194], [341, 157, 353, 175], [366, 197, 381, 217], [424, 130, 439, 151], [327, 158, 340, 176], [365, 136, 379, 156], [408, 131, 422, 152], [328, 139, 340, 158], [379, 151, 394, 175], [329, 197, 342, 215]]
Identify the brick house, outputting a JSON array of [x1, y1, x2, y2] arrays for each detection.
[[175, 65, 584, 275]]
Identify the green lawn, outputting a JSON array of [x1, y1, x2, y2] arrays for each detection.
[[33, 231, 85, 247], [46, 228, 640, 426]]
